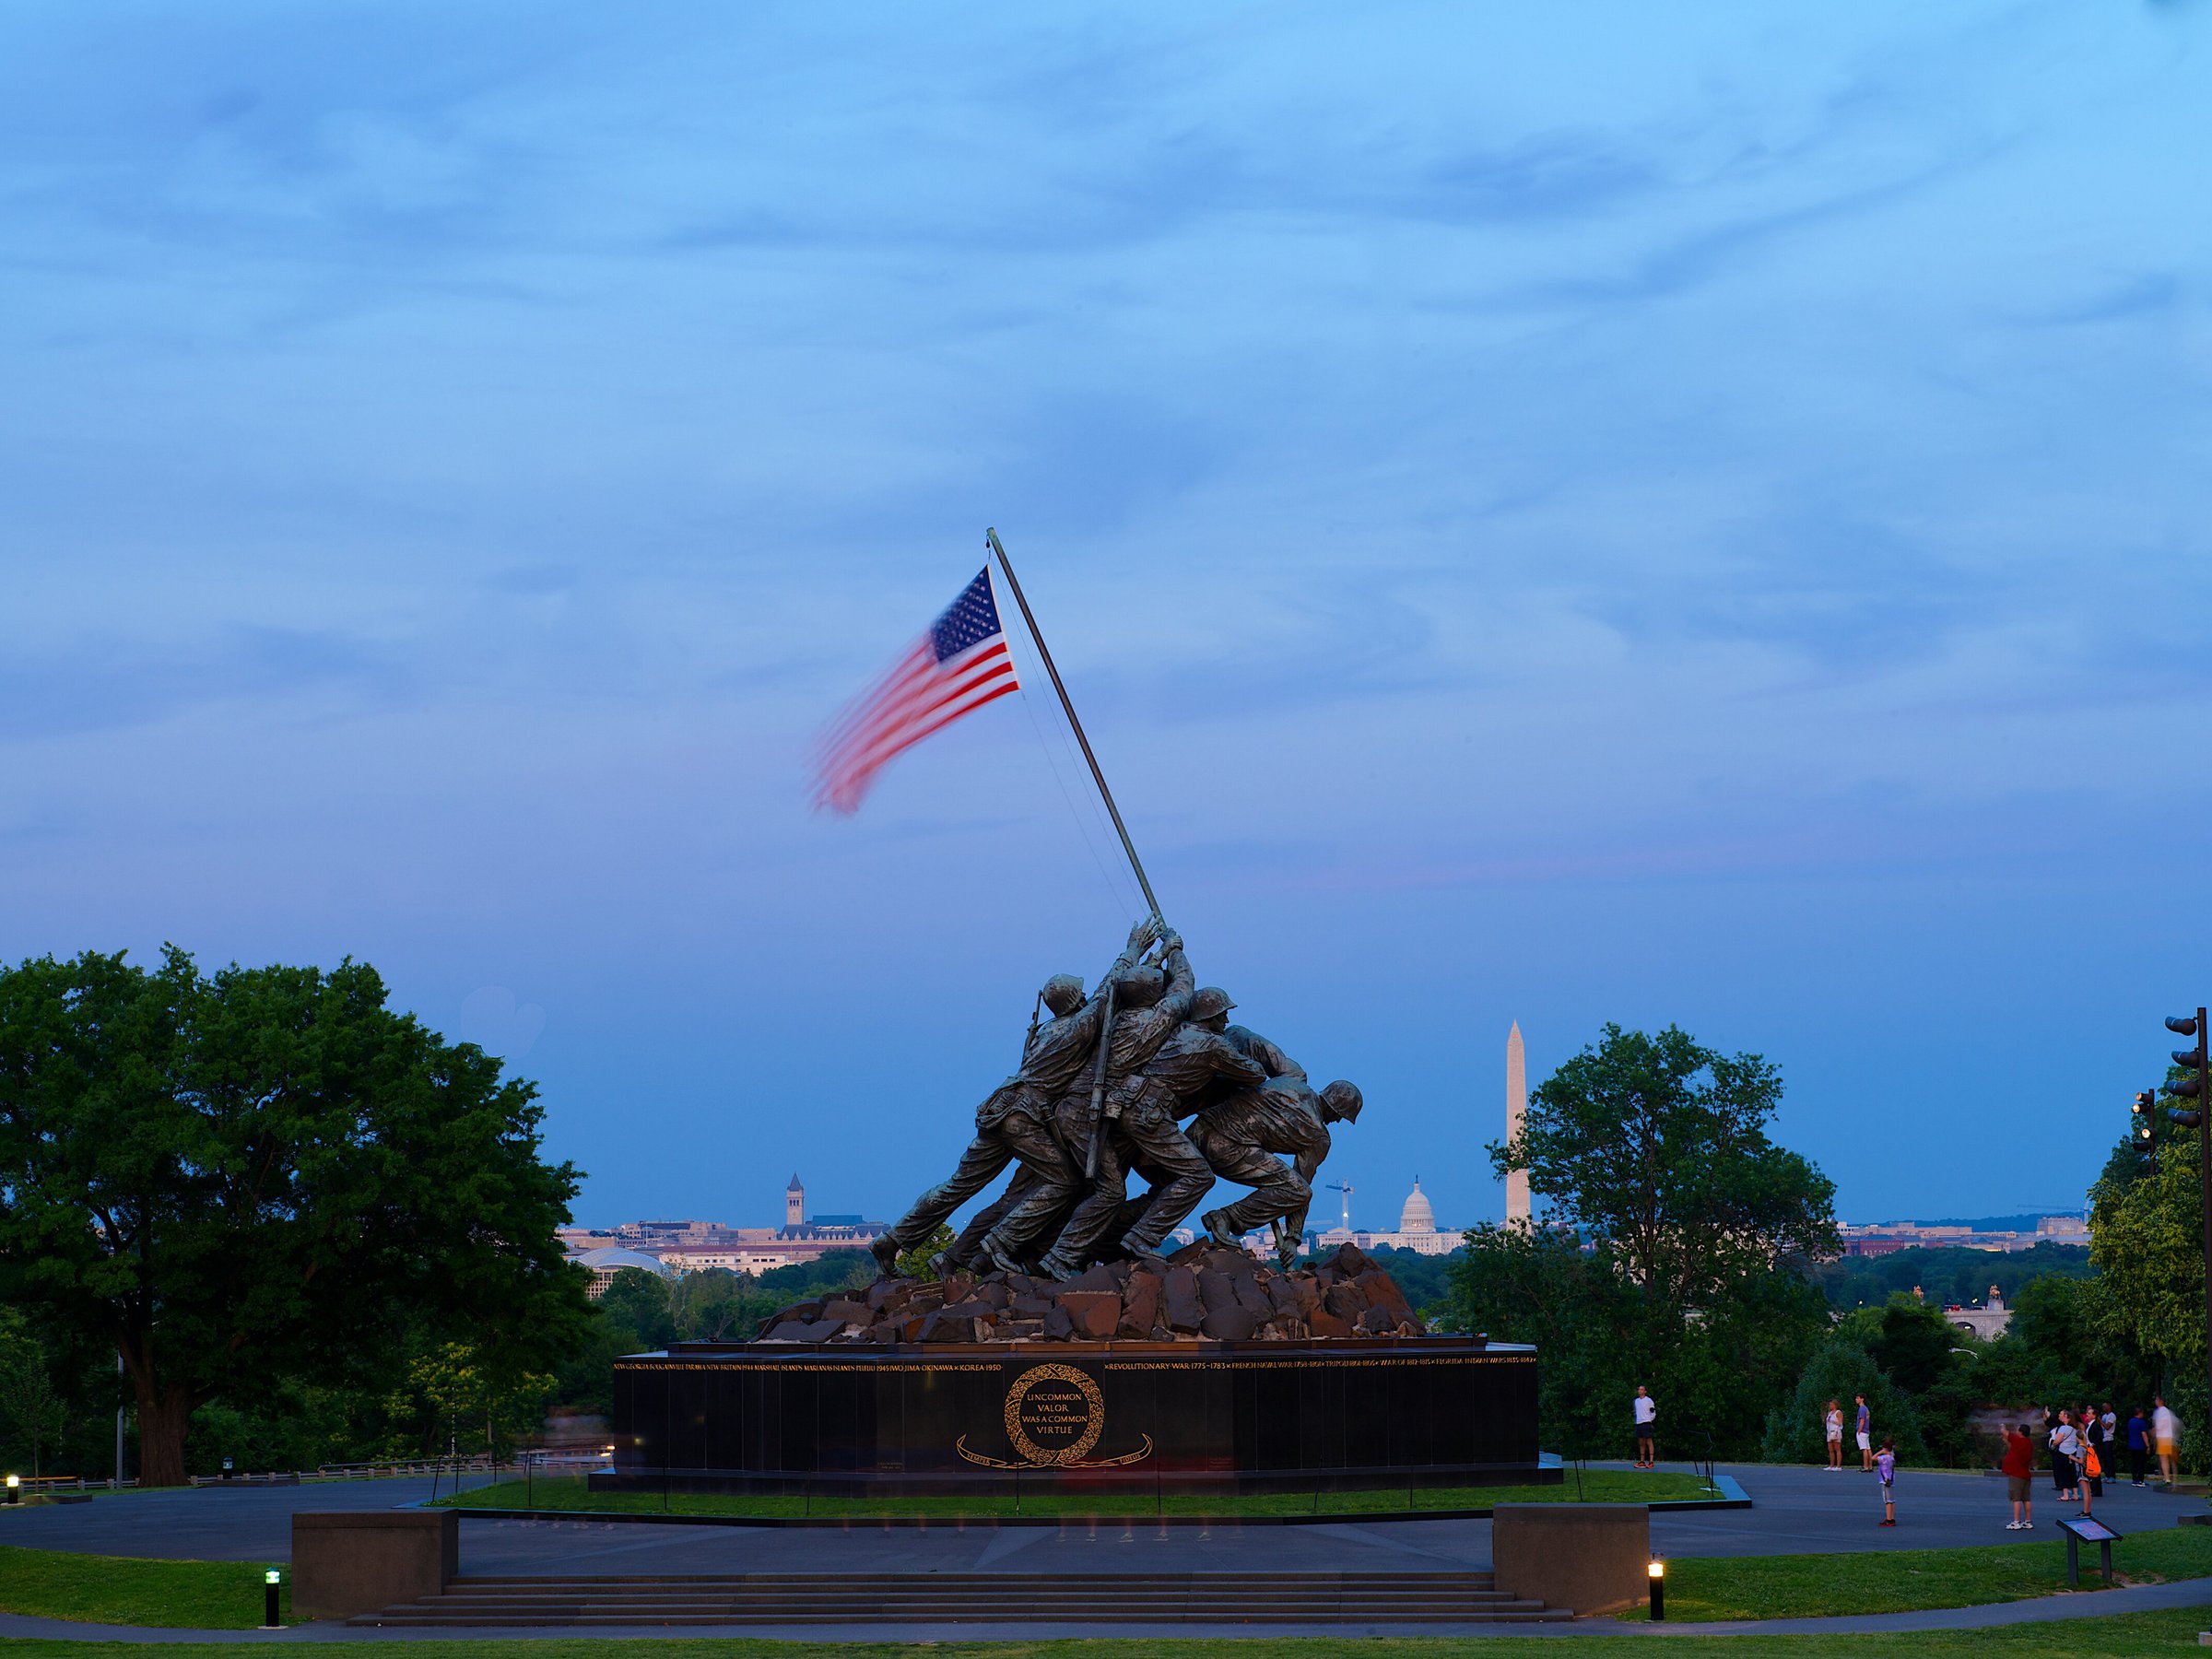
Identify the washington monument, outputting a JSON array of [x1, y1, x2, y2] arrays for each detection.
[[1505, 1021, 1529, 1225]]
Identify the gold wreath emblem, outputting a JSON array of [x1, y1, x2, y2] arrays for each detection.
[[1003, 1362, 1104, 1465]]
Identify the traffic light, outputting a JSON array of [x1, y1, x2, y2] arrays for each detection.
[[2166, 1014, 2207, 1130], [2135, 1088, 2159, 1147]]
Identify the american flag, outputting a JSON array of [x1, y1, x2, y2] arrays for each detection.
[[812, 568, 1021, 813]]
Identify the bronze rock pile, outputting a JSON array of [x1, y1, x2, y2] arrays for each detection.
[[756, 1241, 1432, 1345]]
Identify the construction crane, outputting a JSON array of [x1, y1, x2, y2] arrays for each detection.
[[1326, 1180, 1353, 1234]]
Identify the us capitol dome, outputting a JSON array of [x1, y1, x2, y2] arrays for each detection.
[[1312, 1177, 1463, 1256]]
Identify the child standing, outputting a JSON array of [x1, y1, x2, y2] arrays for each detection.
[[1876, 1437, 1897, 1526]]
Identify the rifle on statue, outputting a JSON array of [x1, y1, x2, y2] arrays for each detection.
[[1082, 979, 1119, 1181]]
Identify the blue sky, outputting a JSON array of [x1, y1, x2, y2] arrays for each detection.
[[3, 2, 2207, 1231]]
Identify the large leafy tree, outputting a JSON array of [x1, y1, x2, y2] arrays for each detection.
[[1497, 1024, 1837, 1317], [0, 947, 592, 1485], [2089, 1127, 2204, 1371], [2088, 1124, 2210, 1470], [1456, 1024, 1838, 1458]]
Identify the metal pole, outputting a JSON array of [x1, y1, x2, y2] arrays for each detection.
[[114, 1353, 124, 1487], [985, 528, 1163, 921], [2198, 1006, 2210, 1481]]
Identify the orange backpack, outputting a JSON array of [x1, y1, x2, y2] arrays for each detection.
[[2082, 1441, 2101, 1478]]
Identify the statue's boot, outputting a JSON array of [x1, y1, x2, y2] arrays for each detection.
[[1200, 1208, 1241, 1250], [869, 1233, 903, 1277]]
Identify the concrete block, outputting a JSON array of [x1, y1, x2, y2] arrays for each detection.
[[291, 1511, 457, 1618], [1492, 1502, 1650, 1617]]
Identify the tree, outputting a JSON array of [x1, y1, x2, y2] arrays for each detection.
[[0, 1310, 67, 1476], [2088, 1130, 2203, 1374], [383, 1340, 554, 1462], [1462, 1024, 1838, 1459], [599, 1269, 677, 1351], [1494, 1025, 1838, 1318], [896, 1226, 956, 1284], [1448, 1222, 1639, 1459], [0, 947, 593, 1485], [1759, 1340, 1924, 1465], [1867, 1296, 1956, 1395]]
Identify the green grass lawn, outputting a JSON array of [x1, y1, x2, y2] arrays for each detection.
[[1620, 1524, 2212, 1621], [0, 1545, 296, 1628], [0, 1607, 2206, 1656], [432, 1467, 1711, 1521]]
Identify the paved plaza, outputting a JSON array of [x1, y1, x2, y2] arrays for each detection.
[[0, 1461, 2199, 1577]]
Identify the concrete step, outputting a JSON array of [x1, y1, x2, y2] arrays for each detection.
[[451, 1571, 1500, 1586], [350, 1571, 1567, 1627], [349, 1618, 1574, 1628]]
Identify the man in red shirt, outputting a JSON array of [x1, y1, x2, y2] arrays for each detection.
[[2001, 1422, 2035, 1530]]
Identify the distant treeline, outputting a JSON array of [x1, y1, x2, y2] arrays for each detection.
[[1813, 1244, 2095, 1313]]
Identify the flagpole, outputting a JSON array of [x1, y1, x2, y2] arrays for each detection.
[[985, 526, 1164, 922]]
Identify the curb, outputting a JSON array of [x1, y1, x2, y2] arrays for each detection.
[[426, 1474, 1752, 1530]]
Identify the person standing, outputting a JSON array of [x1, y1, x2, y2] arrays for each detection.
[[2049, 1409, 2078, 1503], [1632, 1385, 1657, 1469], [2078, 1425, 2101, 1518], [2100, 1403, 2118, 1465], [1855, 1394, 1874, 1472], [2125, 1406, 2151, 1487], [1876, 1438, 1897, 1526], [2153, 1396, 2182, 1488], [2001, 1421, 2035, 1530], [1825, 1400, 1844, 1469]]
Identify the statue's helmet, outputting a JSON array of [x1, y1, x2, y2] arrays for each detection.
[[1039, 974, 1085, 1017], [1319, 1080, 1363, 1123], [1114, 965, 1168, 1008], [1189, 987, 1236, 1023]]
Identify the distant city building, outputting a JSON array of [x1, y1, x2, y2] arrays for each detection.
[[1315, 1179, 1465, 1256], [1943, 1287, 2014, 1340], [1505, 1021, 1530, 1226], [562, 1174, 890, 1279], [1838, 1215, 2091, 1257], [572, 1245, 671, 1297]]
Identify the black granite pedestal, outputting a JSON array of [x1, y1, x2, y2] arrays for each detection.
[[602, 1335, 1543, 1496]]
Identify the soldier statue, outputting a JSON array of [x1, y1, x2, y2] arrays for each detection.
[[1028, 933, 1225, 1277], [869, 916, 1159, 1277], [870, 923, 1366, 1281], [1191, 1075, 1363, 1268], [1033, 985, 1265, 1272]]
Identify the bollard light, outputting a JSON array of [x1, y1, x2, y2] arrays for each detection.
[[1647, 1558, 1665, 1622], [262, 1569, 281, 1630], [5, 1475, 18, 1504]]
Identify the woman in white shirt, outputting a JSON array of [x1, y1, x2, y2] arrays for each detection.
[[2048, 1410, 2079, 1502], [1824, 1401, 1844, 1469]]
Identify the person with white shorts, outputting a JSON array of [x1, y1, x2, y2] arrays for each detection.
[[1825, 1399, 1844, 1469], [1855, 1394, 1873, 1471]]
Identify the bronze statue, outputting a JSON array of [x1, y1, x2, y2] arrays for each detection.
[[872, 925, 1365, 1282], [870, 917, 1159, 1276], [1191, 1076, 1362, 1267], [1030, 937, 1225, 1277]]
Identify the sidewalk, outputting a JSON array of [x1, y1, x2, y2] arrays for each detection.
[[0, 1573, 2205, 1642]]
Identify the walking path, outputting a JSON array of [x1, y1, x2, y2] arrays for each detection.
[[0, 1462, 2202, 1641], [0, 1572, 2205, 1641], [5, 1462, 2194, 1573]]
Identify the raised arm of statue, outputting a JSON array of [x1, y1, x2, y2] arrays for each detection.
[[1292, 1125, 1333, 1186], [1207, 1040, 1266, 1089], [1157, 942, 1194, 1021], [1099, 915, 1159, 996], [1226, 1025, 1305, 1082]]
